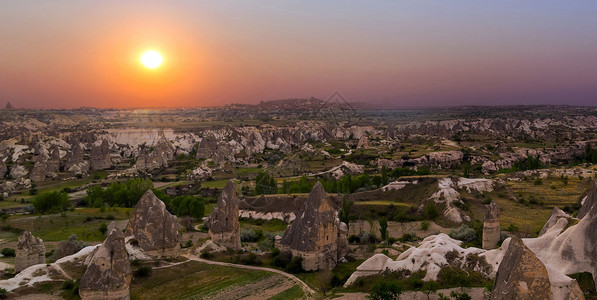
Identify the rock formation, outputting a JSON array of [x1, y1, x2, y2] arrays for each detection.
[[279, 182, 349, 271], [482, 202, 500, 250], [135, 135, 175, 172], [0, 160, 6, 178], [491, 237, 552, 300], [47, 146, 61, 173], [538, 207, 570, 236], [53, 234, 86, 261], [577, 180, 597, 219], [79, 229, 131, 300], [9, 165, 28, 179], [125, 190, 180, 257], [89, 139, 112, 170], [15, 231, 46, 272], [208, 180, 241, 250], [30, 153, 49, 182], [65, 142, 84, 170]]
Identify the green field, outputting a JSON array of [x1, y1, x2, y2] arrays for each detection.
[[130, 261, 274, 300]]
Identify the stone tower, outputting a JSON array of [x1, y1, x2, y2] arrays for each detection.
[[482, 201, 500, 250], [208, 180, 241, 250]]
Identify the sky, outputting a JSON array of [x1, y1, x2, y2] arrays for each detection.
[[1, 1, 597, 108]]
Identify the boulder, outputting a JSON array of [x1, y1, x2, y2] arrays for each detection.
[[9, 165, 28, 179], [491, 237, 551, 300], [79, 229, 131, 300], [208, 180, 241, 250], [53, 234, 86, 261], [125, 190, 180, 257], [15, 231, 46, 272], [482, 202, 501, 250]]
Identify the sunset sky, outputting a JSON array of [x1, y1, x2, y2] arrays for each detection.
[[1, 1, 597, 108]]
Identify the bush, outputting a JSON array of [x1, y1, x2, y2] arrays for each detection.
[[31, 191, 71, 214], [134, 266, 152, 277], [368, 279, 402, 300], [99, 223, 108, 235], [285, 256, 304, 274], [424, 203, 439, 219], [0, 248, 15, 257], [61, 279, 75, 290], [0, 288, 7, 299], [449, 225, 476, 243], [533, 178, 543, 185], [272, 251, 292, 268], [420, 221, 430, 231]]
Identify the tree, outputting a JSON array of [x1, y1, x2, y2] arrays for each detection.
[[368, 279, 402, 300], [424, 202, 439, 219], [450, 291, 472, 300], [422, 281, 440, 300], [381, 166, 389, 185], [339, 196, 353, 225], [31, 191, 71, 214], [379, 217, 388, 241], [255, 172, 277, 195], [316, 268, 333, 296]]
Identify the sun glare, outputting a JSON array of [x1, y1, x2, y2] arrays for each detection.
[[140, 50, 163, 69]]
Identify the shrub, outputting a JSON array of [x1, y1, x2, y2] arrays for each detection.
[[99, 223, 108, 235], [134, 266, 152, 277], [449, 225, 476, 243], [423, 203, 439, 219], [368, 279, 402, 300], [0, 248, 15, 257], [61, 279, 75, 290], [420, 221, 430, 231], [272, 251, 292, 268], [285, 256, 304, 274]]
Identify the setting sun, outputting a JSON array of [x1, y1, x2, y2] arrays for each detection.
[[140, 50, 163, 69]]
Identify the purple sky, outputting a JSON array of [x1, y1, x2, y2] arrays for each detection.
[[1, 1, 597, 108]]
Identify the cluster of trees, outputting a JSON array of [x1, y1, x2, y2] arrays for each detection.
[[256, 167, 432, 196], [32, 191, 72, 214], [151, 190, 205, 220], [86, 178, 154, 208]]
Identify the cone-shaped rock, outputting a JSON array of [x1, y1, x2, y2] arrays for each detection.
[[482, 201, 500, 250], [538, 207, 570, 236], [90, 139, 112, 170], [279, 182, 348, 271], [14, 231, 45, 272], [80, 229, 131, 300], [491, 237, 551, 300], [125, 190, 180, 257], [208, 180, 241, 250]]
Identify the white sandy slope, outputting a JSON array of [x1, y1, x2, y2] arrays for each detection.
[[344, 234, 507, 286], [0, 245, 98, 291]]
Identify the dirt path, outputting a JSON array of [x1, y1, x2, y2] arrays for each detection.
[[184, 254, 316, 298]]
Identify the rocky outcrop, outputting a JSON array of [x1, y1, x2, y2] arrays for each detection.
[[89, 139, 111, 170], [538, 207, 570, 236], [53, 234, 86, 261], [15, 231, 46, 272], [125, 190, 180, 257], [79, 229, 131, 300], [578, 180, 597, 219], [47, 146, 61, 173], [9, 165, 28, 179], [0, 160, 7, 178], [483, 202, 500, 250], [279, 182, 349, 271], [491, 237, 552, 300], [65, 142, 84, 170], [135, 135, 175, 172], [208, 181, 241, 250], [30, 153, 49, 182]]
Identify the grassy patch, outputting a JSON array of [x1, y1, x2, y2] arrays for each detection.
[[267, 285, 304, 300], [130, 261, 273, 299]]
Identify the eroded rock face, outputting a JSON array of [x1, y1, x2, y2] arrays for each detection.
[[47, 146, 61, 173], [208, 180, 241, 250], [79, 229, 131, 300], [53, 235, 86, 261], [15, 231, 45, 272], [125, 190, 180, 257], [30, 153, 49, 182], [279, 182, 348, 271], [539, 207, 570, 236], [0, 160, 7, 178], [483, 202, 500, 250], [89, 139, 112, 170], [578, 180, 597, 219], [10, 165, 28, 179], [491, 237, 551, 300], [65, 142, 84, 170]]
